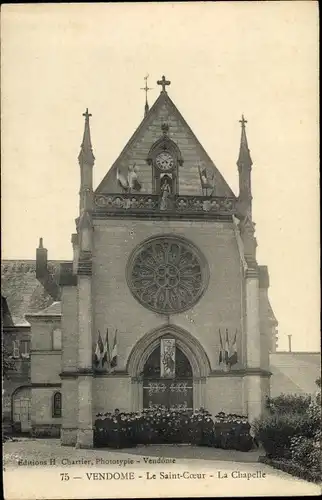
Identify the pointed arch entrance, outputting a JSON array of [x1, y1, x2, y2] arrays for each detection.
[[127, 325, 211, 411], [143, 343, 193, 411]]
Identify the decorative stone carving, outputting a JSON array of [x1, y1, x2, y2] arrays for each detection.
[[127, 236, 208, 314], [94, 193, 236, 216]]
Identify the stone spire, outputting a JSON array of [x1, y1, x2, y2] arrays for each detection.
[[237, 115, 252, 170], [78, 109, 95, 215], [237, 115, 253, 217], [78, 108, 95, 166]]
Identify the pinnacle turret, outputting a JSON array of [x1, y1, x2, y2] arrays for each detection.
[[237, 115, 252, 170], [78, 108, 95, 166]]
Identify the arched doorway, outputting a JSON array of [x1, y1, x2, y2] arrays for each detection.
[[127, 324, 211, 411], [143, 343, 193, 411], [12, 386, 31, 433]]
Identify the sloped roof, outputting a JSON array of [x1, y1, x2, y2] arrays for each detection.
[[27, 301, 62, 317], [96, 91, 236, 197], [270, 352, 321, 396], [2, 295, 14, 327], [1, 260, 61, 326]]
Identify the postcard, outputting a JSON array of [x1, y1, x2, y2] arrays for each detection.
[[1, 2, 320, 498]]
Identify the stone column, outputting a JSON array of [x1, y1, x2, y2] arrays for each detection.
[[76, 274, 94, 448], [245, 268, 260, 367], [59, 264, 78, 446], [245, 268, 262, 422], [131, 378, 140, 411]]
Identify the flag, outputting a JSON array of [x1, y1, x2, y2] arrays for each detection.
[[110, 329, 118, 369], [228, 330, 238, 366], [224, 329, 229, 365], [218, 329, 224, 364], [94, 331, 104, 367], [116, 168, 129, 191], [127, 163, 142, 192], [161, 338, 176, 378], [101, 329, 111, 370]]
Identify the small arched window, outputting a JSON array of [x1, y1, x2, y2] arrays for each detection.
[[52, 391, 62, 418]]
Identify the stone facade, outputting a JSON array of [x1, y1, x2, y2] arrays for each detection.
[[27, 304, 62, 438], [2, 322, 31, 434], [27, 83, 278, 447]]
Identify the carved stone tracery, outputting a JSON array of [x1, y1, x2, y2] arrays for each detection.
[[127, 236, 208, 314]]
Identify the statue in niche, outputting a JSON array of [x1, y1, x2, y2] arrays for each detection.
[[160, 175, 172, 210]]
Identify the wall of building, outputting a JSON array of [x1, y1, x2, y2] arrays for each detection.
[[93, 377, 132, 414], [30, 317, 62, 436], [205, 376, 244, 416], [92, 218, 243, 374], [2, 326, 31, 433], [31, 387, 61, 437]]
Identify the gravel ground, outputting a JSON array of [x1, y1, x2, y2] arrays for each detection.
[[3, 438, 320, 498], [3, 438, 262, 468]]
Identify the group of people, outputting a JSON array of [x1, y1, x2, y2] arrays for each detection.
[[94, 406, 254, 450]]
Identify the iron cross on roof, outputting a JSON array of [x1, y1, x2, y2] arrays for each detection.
[[157, 75, 171, 92], [83, 108, 92, 120], [141, 74, 153, 96], [239, 115, 247, 127]]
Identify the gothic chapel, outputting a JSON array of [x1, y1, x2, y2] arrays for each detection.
[[30, 76, 277, 448]]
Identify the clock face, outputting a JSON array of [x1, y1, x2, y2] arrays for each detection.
[[156, 152, 174, 171]]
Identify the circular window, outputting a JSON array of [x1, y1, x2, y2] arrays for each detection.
[[127, 236, 208, 314]]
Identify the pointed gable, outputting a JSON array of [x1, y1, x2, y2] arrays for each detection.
[[95, 92, 235, 197]]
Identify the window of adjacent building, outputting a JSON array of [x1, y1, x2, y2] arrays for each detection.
[[12, 340, 20, 358], [52, 328, 62, 350], [52, 392, 62, 418], [20, 340, 30, 359]]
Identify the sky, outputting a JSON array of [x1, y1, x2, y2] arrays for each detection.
[[1, 2, 319, 352]]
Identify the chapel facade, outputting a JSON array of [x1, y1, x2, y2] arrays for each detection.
[[28, 77, 277, 448]]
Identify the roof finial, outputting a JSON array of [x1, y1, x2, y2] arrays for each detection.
[[78, 108, 95, 166], [157, 75, 171, 93], [141, 74, 152, 117], [237, 114, 252, 168], [239, 114, 247, 128]]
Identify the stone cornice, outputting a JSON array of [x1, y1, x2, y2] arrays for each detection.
[[60, 368, 94, 379], [94, 371, 130, 378], [31, 350, 61, 355], [31, 383, 61, 388], [2, 325, 30, 332], [25, 316, 61, 322], [245, 267, 259, 279], [92, 194, 236, 222], [210, 368, 271, 377], [92, 211, 234, 222], [60, 369, 129, 379]]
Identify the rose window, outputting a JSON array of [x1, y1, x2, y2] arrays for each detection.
[[127, 237, 208, 314]]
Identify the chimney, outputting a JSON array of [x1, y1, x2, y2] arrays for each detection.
[[36, 237, 48, 281], [287, 335, 292, 353]]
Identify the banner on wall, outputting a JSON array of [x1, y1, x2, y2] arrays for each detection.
[[160, 338, 176, 378]]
